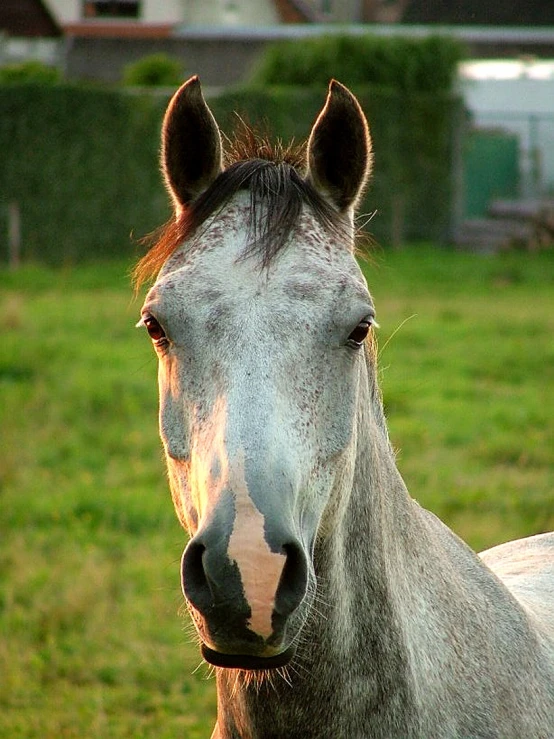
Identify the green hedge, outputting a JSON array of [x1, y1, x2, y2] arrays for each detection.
[[251, 35, 464, 93], [0, 60, 61, 85], [0, 80, 462, 264], [0, 84, 170, 264]]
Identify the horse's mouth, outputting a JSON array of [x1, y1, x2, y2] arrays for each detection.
[[201, 643, 296, 670]]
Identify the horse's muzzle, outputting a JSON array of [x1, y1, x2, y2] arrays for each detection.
[[181, 526, 308, 667]]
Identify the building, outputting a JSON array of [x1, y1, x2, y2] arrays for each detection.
[[41, 0, 409, 30], [4, 1, 554, 88], [0, 0, 61, 65], [44, 0, 309, 29]]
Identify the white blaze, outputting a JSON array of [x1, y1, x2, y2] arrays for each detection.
[[227, 452, 286, 639]]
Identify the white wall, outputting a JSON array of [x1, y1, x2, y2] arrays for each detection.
[[44, 0, 279, 25], [142, 0, 185, 23], [47, 0, 80, 24], [185, 0, 278, 26], [460, 61, 554, 195]]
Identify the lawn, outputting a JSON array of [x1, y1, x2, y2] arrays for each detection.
[[1, 246, 553, 737]]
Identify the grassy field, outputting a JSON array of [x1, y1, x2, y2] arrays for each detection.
[[1, 246, 553, 737]]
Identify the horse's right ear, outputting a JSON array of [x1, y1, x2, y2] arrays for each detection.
[[161, 76, 223, 213]]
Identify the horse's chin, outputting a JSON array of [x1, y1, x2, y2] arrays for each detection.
[[201, 643, 296, 670]]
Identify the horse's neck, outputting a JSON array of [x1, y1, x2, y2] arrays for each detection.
[[213, 377, 535, 738], [328, 391, 542, 731]]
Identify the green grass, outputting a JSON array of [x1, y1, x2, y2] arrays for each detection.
[[1, 247, 554, 736]]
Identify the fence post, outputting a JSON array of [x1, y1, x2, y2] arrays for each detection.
[[449, 103, 467, 242], [8, 201, 21, 270]]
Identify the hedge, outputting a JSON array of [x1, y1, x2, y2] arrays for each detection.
[[0, 80, 463, 265], [0, 84, 169, 264], [251, 34, 464, 94]]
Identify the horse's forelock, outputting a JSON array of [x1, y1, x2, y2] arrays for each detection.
[[133, 126, 350, 290], [222, 120, 306, 171]]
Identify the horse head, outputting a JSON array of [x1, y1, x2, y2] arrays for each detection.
[[138, 77, 374, 670]]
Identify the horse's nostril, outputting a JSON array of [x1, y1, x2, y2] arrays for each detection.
[[274, 542, 308, 618], [181, 540, 212, 612]]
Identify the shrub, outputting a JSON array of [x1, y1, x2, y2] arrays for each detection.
[[122, 53, 184, 87], [251, 34, 464, 94], [0, 60, 61, 85], [246, 34, 465, 245]]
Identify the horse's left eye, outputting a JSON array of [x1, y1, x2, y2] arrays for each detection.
[[347, 318, 373, 348], [143, 314, 166, 343]]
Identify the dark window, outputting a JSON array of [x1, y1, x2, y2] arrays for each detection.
[[83, 1, 140, 19]]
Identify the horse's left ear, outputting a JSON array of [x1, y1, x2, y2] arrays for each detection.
[[306, 80, 372, 212], [161, 76, 223, 212]]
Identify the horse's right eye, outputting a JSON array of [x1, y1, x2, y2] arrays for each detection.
[[143, 315, 166, 343]]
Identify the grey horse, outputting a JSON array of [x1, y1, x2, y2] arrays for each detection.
[[136, 77, 554, 738]]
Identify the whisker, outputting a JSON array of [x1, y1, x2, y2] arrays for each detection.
[[276, 665, 294, 689], [378, 314, 418, 360], [191, 659, 205, 676], [205, 664, 216, 681]]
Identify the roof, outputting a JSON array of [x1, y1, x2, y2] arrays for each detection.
[[63, 21, 173, 39], [273, 0, 319, 23], [0, 0, 61, 37]]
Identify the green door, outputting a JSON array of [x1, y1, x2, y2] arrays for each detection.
[[463, 129, 520, 218]]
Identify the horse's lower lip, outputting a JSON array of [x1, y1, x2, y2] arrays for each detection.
[[201, 643, 296, 670]]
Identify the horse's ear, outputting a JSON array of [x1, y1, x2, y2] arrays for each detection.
[[306, 80, 372, 212], [161, 76, 223, 212]]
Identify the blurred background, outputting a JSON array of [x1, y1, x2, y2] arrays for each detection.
[[1, 3, 553, 737], [2, 0, 554, 261]]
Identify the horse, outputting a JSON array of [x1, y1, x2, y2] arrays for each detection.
[[135, 76, 554, 738]]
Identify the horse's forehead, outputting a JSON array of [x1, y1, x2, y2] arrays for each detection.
[[156, 200, 363, 304]]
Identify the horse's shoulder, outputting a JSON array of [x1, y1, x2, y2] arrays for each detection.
[[480, 532, 554, 642]]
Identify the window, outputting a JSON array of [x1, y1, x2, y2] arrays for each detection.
[[83, 1, 141, 19]]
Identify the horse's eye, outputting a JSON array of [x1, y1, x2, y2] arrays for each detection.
[[347, 318, 373, 348], [143, 314, 166, 343]]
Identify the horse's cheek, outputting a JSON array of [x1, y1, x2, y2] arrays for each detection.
[[159, 392, 191, 462], [315, 366, 359, 461]]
